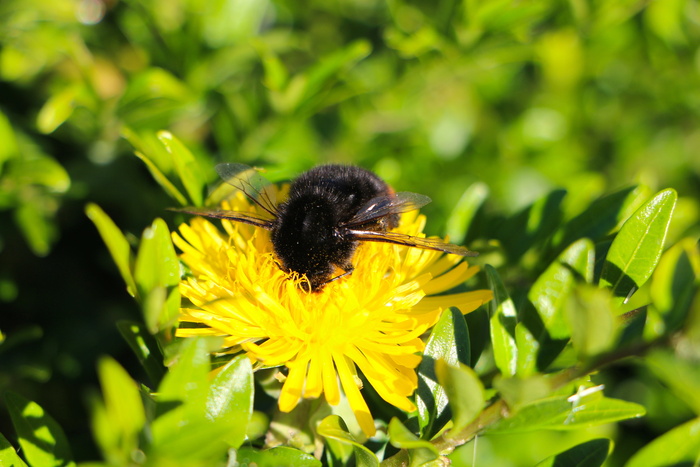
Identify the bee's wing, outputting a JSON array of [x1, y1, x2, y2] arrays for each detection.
[[343, 192, 432, 227], [348, 229, 478, 256], [169, 207, 274, 229], [209, 163, 278, 217]]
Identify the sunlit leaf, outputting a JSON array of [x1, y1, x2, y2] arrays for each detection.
[[600, 189, 677, 305], [236, 446, 322, 467], [485, 265, 518, 376], [317, 415, 379, 467], [157, 131, 206, 206], [446, 182, 489, 244], [625, 417, 700, 467], [94, 357, 145, 462], [36, 85, 78, 134], [206, 355, 254, 448], [5, 392, 76, 467], [487, 394, 645, 433], [435, 360, 485, 436], [530, 239, 595, 340], [85, 203, 137, 297], [117, 320, 165, 386], [133, 217, 180, 332], [556, 186, 646, 250], [566, 285, 617, 359], [388, 418, 439, 466], [0, 431, 28, 467], [416, 308, 471, 437]]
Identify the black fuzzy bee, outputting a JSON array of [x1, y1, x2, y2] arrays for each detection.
[[173, 163, 476, 291]]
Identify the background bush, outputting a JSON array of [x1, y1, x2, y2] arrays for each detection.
[[1, 0, 699, 465]]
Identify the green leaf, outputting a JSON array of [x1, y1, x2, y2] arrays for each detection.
[[485, 265, 518, 376], [625, 417, 700, 467], [85, 203, 137, 297], [134, 150, 188, 206], [36, 85, 78, 134], [535, 438, 611, 467], [157, 131, 206, 206], [317, 415, 379, 467], [434, 360, 485, 436], [645, 349, 700, 415], [0, 110, 18, 170], [236, 446, 322, 467], [650, 237, 700, 332], [600, 189, 677, 305], [445, 182, 489, 244], [151, 338, 245, 461], [387, 418, 439, 466], [416, 308, 471, 437], [488, 394, 645, 433], [565, 285, 617, 359], [556, 185, 647, 250], [117, 320, 165, 386], [497, 190, 565, 263], [206, 355, 254, 449], [5, 392, 76, 467], [15, 199, 55, 257], [93, 357, 145, 462], [0, 431, 28, 467], [530, 239, 595, 340], [280, 40, 371, 113], [133, 217, 180, 332]]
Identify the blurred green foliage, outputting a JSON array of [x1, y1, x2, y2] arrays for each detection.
[[1, 0, 700, 465]]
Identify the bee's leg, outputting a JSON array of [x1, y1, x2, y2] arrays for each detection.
[[324, 266, 355, 285]]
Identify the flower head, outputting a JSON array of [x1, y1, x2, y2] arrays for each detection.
[[172, 190, 492, 437]]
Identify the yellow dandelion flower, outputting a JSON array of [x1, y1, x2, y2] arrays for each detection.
[[171, 190, 493, 437]]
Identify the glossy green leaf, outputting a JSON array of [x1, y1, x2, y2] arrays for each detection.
[[157, 131, 206, 206], [435, 359, 485, 436], [535, 438, 611, 467], [566, 285, 617, 359], [117, 320, 165, 386], [151, 338, 245, 460], [85, 203, 137, 297], [0, 431, 28, 467], [133, 217, 180, 332], [417, 308, 471, 437], [5, 392, 76, 467], [530, 239, 595, 339], [387, 418, 439, 466], [317, 415, 379, 467], [625, 417, 700, 467], [446, 182, 489, 244], [236, 446, 322, 467], [485, 265, 518, 376], [488, 394, 645, 433], [645, 349, 700, 415], [650, 237, 700, 332], [600, 189, 677, 305], [206, 355, 254, 449]]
